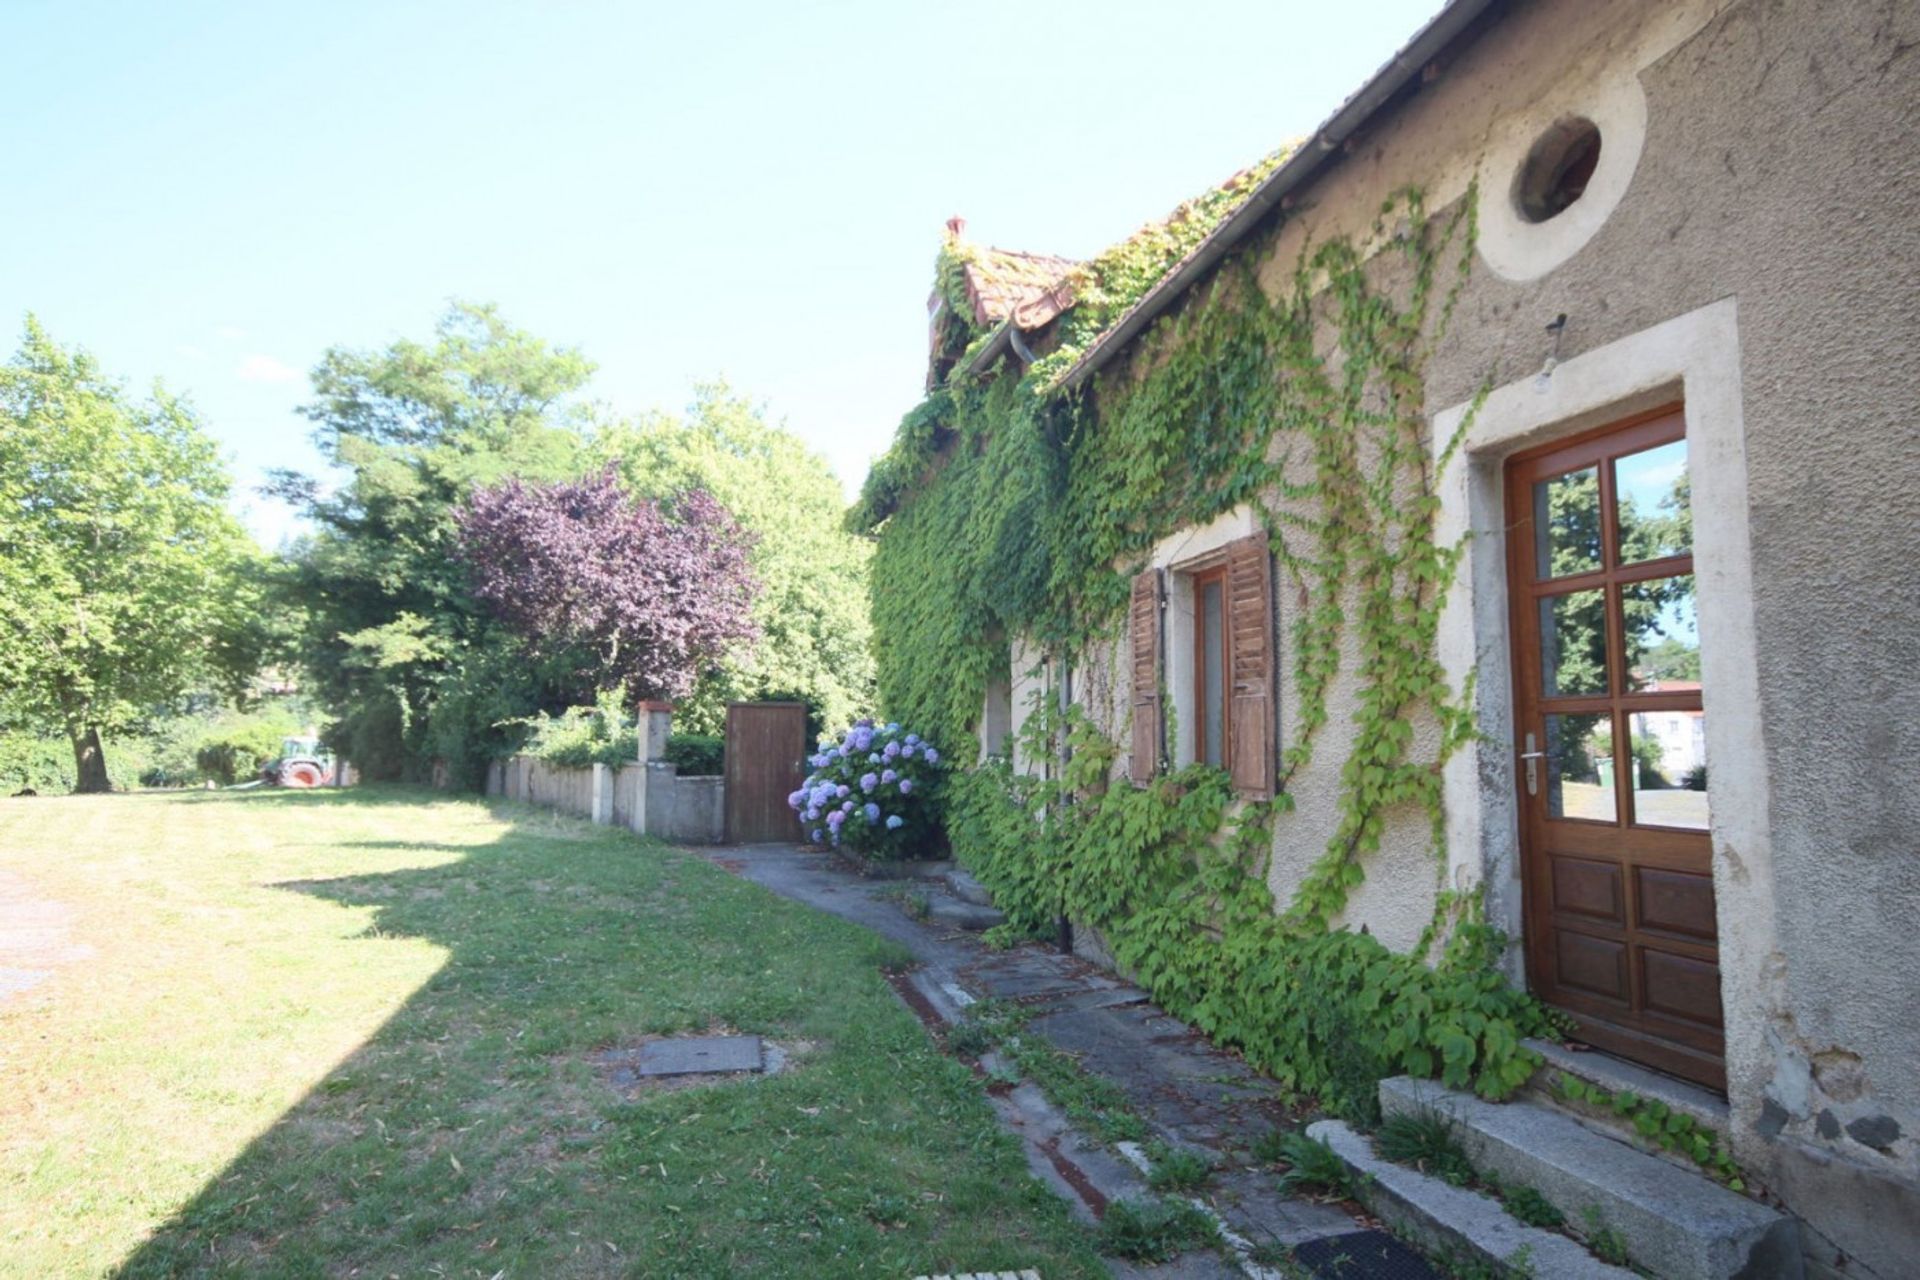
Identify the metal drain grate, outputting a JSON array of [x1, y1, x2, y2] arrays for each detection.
[[1291, 1230, 1444, 1279]]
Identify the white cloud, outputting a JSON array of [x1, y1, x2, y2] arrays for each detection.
[[236, 353, 303, 384]]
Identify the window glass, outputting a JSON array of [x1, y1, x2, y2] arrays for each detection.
[[1532, 465, 1603, 579], [1546, 712, 1615, 822], [1200, 578, 1225, 768], [1539, 589, 1609, 697], [1615, 439, 1690, 563], [1629, 710, 1709, 830], [1622, 575, 1697, 690]]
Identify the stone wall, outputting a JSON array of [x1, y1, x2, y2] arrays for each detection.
[[485, 755, 725, 845]]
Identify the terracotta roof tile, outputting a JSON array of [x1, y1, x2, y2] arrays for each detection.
[[961, 245, 1079, 328]]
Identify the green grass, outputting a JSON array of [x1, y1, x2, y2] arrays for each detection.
[[1003, 1035, 1147, 1144], [1376, 1109, 1476, 1187], [1273, 1132, 1354, 1198], [1093, 1197, 1219, 1262], [0, 786, 1104, 1279], [1143, 1141, 1213, 1193]]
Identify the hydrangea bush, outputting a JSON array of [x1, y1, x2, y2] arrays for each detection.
[[789, 718, 943, 860]]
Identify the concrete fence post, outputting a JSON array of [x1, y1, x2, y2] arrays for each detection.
[[590, 762, 612, 825], [638, 701, 673, 763]]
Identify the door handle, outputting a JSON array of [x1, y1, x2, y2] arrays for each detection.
[[1521, 732, 1545, 796]]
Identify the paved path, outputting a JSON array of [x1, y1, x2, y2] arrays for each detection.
[[704, 843, 1440, 1280], [0, 868, 92, 1005]]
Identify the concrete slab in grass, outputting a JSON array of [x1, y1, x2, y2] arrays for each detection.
[[1378, 1076, 1801, 1279], [1308, 1119, 1635, 1280], [634, 1035, 763, 1077]]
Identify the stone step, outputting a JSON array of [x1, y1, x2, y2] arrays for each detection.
[[1379, 1076, 1802, 1279], [1308, 1118, 1634, 1280], [941, 868, 996, 907], [1522, 1037, 1734, 1156], [927, 894, 1006, 931]]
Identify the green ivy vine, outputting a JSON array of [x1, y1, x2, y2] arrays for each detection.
[[860, 181, 1553, 1107]]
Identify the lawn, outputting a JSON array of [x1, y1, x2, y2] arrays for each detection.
[[0, 787, 1104, 1279]]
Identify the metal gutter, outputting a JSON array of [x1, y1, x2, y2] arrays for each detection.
[[1056, 0, 1502, 393]]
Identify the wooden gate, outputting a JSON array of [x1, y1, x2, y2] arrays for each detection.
[[723, 702, 808, 843]]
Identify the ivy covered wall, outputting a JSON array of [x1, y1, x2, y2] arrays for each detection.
[[852, 177, 1560, 1114]]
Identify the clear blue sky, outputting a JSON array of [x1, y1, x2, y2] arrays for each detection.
[[2, 0, 1442, 546]]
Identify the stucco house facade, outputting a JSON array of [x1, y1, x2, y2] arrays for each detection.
[[859, 0, 1917, 1274]]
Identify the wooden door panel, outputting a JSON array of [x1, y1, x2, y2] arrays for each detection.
[[1508, 405, 1726, 1091], [1634, 867, 1718, 940], [1550, 855, 1625, 923], [1640, 949, 1724, 1028], [1554, 930, 1631, 1003]]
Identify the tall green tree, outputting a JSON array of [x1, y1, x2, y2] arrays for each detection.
[[597, 384, 875, 734], [273, 302, 593, 781], [0, 317, 263, 791]]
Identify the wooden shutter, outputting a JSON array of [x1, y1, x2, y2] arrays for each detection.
[[1225, 532, 1276, 799], [1128, 568, 1163, 784]]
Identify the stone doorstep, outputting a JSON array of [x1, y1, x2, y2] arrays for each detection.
[[1377, 1076, 1803, 1280], [1521, 1036, 1734, 1152], [1308, 1119, 1635, 1280]]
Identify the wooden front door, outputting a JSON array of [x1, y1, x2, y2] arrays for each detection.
[[723, 702, 808, 844], [1506, 406, 1725, 1090]]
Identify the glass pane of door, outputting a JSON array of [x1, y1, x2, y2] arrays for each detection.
[[1539, 589, 1610, 696], [1630, 710, 1709, 830], [1615, 439, 1691, 563], [1622, 575, 1698, 690], [1532, 465, 1604, 579], [1546, 712, 1616, 822]]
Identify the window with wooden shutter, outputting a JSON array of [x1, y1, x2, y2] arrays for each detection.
[[1224, 532, 1276, 799], [1128, 568, 1163, 783]]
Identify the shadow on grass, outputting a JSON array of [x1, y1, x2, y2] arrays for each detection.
[[110, 786, 1098, 1280]]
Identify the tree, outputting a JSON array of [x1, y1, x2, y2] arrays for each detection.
[[271, 302, 592, 780], [455, 468, 759, 703], [0, 317, 262, 791], [596, 384, 876, 732]]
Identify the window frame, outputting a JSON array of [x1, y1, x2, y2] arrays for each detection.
[[1191, 563, 1231, 772]]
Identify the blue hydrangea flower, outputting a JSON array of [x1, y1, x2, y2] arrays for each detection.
[[886, 814, 904, 830], [906, 734, 920, 746], [803, 807, 819, 822], [835, 784, 850, 798], [898, 778, 914, 795], [886, 723, 901, 733], [860, 772, 878, 793], [924, 748, 940, 764], [826, 810, 845, 828], [881, 768, 897, 784], [810, 828, 823, 842], [863, 802, 880, 822], [882, 741, 900, 761], [841, 799, 855, 813], [787, 789, 806, 810]]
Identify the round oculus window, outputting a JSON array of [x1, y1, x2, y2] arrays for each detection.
[[1513, 117, 1602, 224]]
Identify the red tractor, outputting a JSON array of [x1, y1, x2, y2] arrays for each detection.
[[261, 735, 335, 788]]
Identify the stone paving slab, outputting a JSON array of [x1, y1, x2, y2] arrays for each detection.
[[701, 843, 1388, 1272]]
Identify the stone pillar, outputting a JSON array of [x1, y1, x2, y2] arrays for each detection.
[[638, 700, 673, 763], [636, 760, 678, 838], [590, 762, 612, 826]]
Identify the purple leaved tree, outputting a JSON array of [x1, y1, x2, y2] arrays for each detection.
[[456, 467, 759, 703]]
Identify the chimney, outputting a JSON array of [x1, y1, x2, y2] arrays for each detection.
[[945, 215, 967, 240]]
